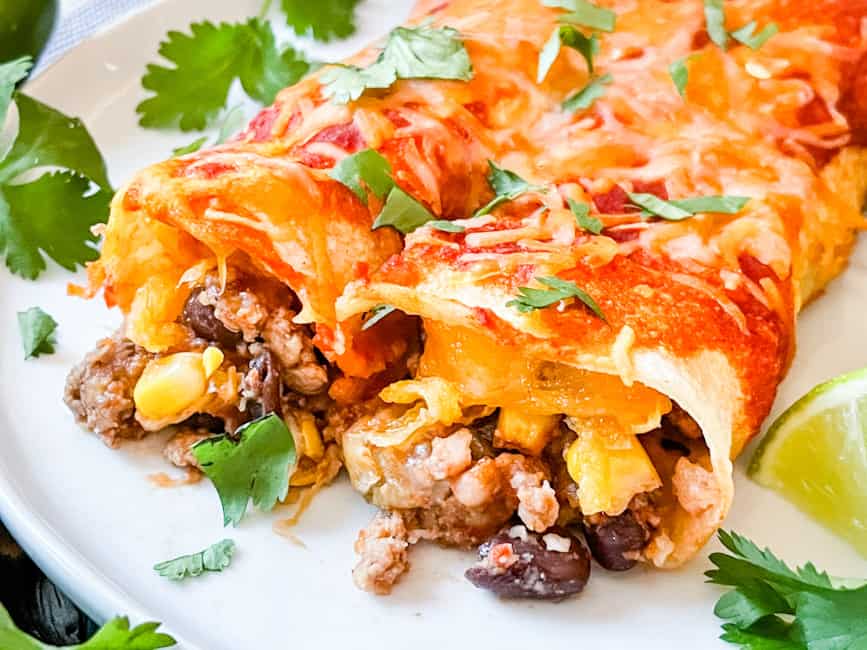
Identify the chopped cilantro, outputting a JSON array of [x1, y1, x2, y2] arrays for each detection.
[[172, 136, 207, 157], [17, 306, 57, 359], [544, 0, 617, 32], [562, 72, 612, 112], [628, 193, 750, 220], [280, 0, 362, 42], [192, 413, 297, 527], [508, 275, 605, 319], [372, 186, 435, 234], [154, 539, 236, 581], [427, 220, 466, 233], [538, 25, 599, 82], [474, 161, 546, 217], [568, 198, 603, 234], [137, 19, 311, 131], [0, 603, 176, 649], [730, 21, 779, 50], [361, 304, 396, 330], [172, 105, 247, 157], [322, 24, 473, 104], [669, 55, 695, 97], [704, 0, 728, 50]]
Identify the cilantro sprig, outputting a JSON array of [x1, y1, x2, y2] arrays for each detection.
[[280, 0, 362, 41], [137, 19, 311, 132], [568, 198, 603, 234], [192, 413, 297, 527], [154, 539, 236, 581], [0, 60, 113, 280], [669, 55, 697, 97], [538, 25, 599, 83], [322, 24, 474, 104], [361, 304, 397, 331], [708, 530, 867, 649], [508, 275, 605, 319], [474, 161, 546, 217], [17, 306, 57, 359], [628, 193, 750, 221], [0, 603, 176, 649], [329, 148, 438, 234]]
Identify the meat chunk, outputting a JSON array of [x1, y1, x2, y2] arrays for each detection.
[[672, 457, 720, 515], [426, 428, 473, 480], [163, 429, 211, 468], [263, 307, 328, 395], [352, 511, 410, 595], [495, 454, 560, 532], [196, 279, 271, 342], [63, 335, 153, 446]]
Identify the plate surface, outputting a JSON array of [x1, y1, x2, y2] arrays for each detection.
[[1, 2, 866, 648]]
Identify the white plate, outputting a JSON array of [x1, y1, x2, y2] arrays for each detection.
[[2, 2, 866, 648]]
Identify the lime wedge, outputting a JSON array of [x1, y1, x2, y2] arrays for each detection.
[[748, 368, 867, 557]]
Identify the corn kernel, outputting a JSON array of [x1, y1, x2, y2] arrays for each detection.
[[202, 346, 224, 379], [133, 353, 207, 420], [494, 409, 559, 455], [299, 413, 325, 461], [566, 430, 662, 516]]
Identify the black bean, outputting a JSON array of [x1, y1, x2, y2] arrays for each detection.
[[247, 349, 282, 417], [181, 289, 242, 347], [465, 526, 590, 600], [583, 511, 648, 571]]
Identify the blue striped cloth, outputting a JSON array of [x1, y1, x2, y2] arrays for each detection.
[[37, 0, 154, 72]]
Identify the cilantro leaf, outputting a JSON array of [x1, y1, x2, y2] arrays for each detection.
[[0, 603, 176, 649], [192, 413, 296, 527], [328, 148, 394, 203], [669, 55, 695, 97], [507, 275, 605, 319], [0, 94, 111, 190], [171, 106, 246, 157], [538, 25, 598, 83], [138, 20, 310, 132], [172, 136, 207, 157], [372, 186, 435, 234], [280, 0, 362, 41], [731, 21, 779, 50], [17, 307, 57, 359], [361, 304, 396, 330], [628, 193, 750, 221], [323, 25, 473, 104], [562, 72, 613, 112], [704, 0, 729, 50], [428, 220, 465, 232], [0, 172, 111, 278], [0, 57, 32, 127], [544, 0, 617, 32], [475, 161, 546, 217], [153, 539, 235, 581], [568, 197, 603, 234], [708, 530, 867, 650]]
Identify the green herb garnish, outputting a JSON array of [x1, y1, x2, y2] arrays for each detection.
[[192, 413, 297, 527], [0, 61, 113, 280], [628, 193, 750, 220], [562, 72, 613, 112], [669, 55, 695, 97], [538, 25, 599, 82], [730, 21, 779, 50], [322, 24, 473, 104], [280, 0, 362, 42], [474, 161, 546, 217], [0, 56, 32, 126], [137, 19, 311, 131], [708, 530, 867, 649], [543, 0, 617, 32], [703, 0, 728, 50], [330, 148, 436, 233], [568, 198, 603, 234], [17, 306, 57, 359], [508, 275, 605, 319], [361, 304, 396, 331], [427, 220, 466, 233], [0, 603, 176, 649], [154, 539, 236, 581]]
